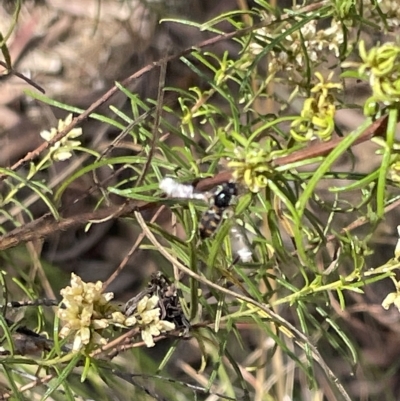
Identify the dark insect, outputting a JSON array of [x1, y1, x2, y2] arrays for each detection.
[[124, 272, 190, 333], [199, 182, 237, 238], [159, 178, 252, 261]]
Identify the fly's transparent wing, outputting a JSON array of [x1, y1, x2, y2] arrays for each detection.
[[229, 222, 253, 263], [159, 178, 207, 201]]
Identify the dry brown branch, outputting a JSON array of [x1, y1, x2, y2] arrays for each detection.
[[0, 61, 45, 93]]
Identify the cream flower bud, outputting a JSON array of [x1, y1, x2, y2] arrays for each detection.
[[395, 225, 400, 259]]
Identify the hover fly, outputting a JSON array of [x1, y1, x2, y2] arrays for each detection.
[[199, 182, 237, 238], [159, 178, 252, 262]]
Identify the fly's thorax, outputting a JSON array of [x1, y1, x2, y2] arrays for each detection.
[[213, 182, 238, 208]]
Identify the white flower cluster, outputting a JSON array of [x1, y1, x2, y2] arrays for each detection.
[[249, 19, 344, 85], [40, 114, 82, 161], [58, 273, 175, 351], [58, 273, 115, 352], [126, 294, 175, 348], [372, 0, 400, 27]]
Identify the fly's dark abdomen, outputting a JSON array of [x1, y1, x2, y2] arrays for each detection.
[[199, 206, 223, 238]]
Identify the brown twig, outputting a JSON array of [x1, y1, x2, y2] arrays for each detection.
[[273, 115, 388, 166], [0, 61, 45, 93], [0, 201, 143, 251], [0, 374, 54, 400]]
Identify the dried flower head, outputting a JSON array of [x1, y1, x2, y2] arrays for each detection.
[[40, 114, 82, 161]]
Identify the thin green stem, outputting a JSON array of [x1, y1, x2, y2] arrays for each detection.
[[376, 108, 398, 217]]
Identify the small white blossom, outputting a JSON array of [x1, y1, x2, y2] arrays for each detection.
[[92, 319, 109, 330], [132, 294, 175, 348], [58, 273, 116, 352], [111, 311, 127, 325], [382, 292, 399, 310], [124, 316, 138, 326], [141, 308, 160, 325], [374, 0, 400, 27], [40, 114, 82, 161], [265, 19, 344, 84], [395, 225, 400, 259], [158, 320, 176, 332], [141, 327, 156, 347], [137, 295, 158, 314]]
